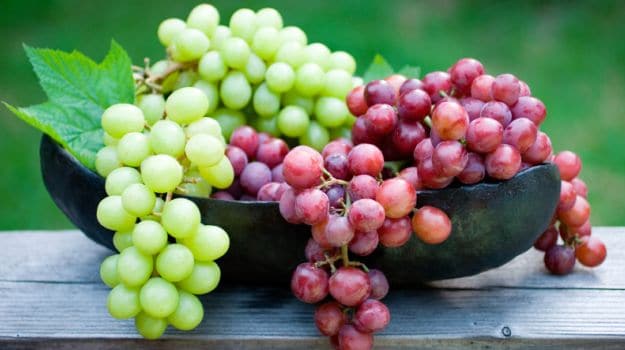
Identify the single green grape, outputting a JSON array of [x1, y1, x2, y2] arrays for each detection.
[[149, 120, 186, 157], [176, 261, 221, 295], [182, 225, 230, 262], [304, 43, 331, 70], [193, 80, 220, 115], [251, 27, 280, 60], [139, 277, 180, 318], [300, 121, 330, 151], [253, 83, 281, 118], [314, 96, 349, 128], [329, 126, 353, 141], [165, 87, 209, 125], [113, 230, 134, 252], [322, 69, 353, 98], [167, 290, 204, 331], [256, 8, 283, 29], [137, 94, 165, 126], [185, 134, 225, 167], [135, 312, 168, 340], [95, 146, 122, 177], [157, 18, 186, 47], [220, 71, 252, 110], [211, 108, 246, 140], [100, 254, 121, 288], [150, 60, 170, 76], [156, 244, 195, 282], [101, 104, 145, 139], [344, 114, 357, 128], [170, 28, 210, 62], [105, 167, 142, 196], [211, 25, 231, 51], [117, 132, 152, 167], [97, 196, 136, 232], [229, 8, 257, 43], [277, 105, 310, 137], [132, 220, 168, 255], [107, 284, 141, 319], [273, 41, 305, 68], [329, 51, 356, 74], [279, 26, 307, 45], [161, 71, 180, 94], [282, 90, 314, 115], [186, 3, 219, 37], [198, 51, 227, 82], [185, 117, 223, 140], [161, 198, 201, 239], [220, 37, 251, 70], [140, 155, 183, 193], [103, 133, 118, 147], [295, 63, 325, 97], [265, 62, 295, 93], [252, 116, 281, 137], [176, 169, 212, 198], [244, 53, 266, 85], [173, 70, 199, 91], [198, 156, 235, 189], [122, 183, 157, 218], [117, 246, 154, 287]]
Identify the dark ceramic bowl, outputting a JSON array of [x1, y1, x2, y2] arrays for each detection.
[[40, 135, 560, 286]]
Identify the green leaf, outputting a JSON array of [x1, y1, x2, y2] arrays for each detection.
[[3, 41, 134, 170], [363, 54, 394, 83], [398, 65, 421, 79]]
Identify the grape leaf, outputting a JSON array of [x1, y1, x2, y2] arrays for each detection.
[[3, 41, 134, 170], [398, 65, 421, 79], [362, 54, 394, 83]]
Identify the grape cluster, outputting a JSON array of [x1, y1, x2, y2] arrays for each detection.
[[150, 4, 357, 151], [94, 89, 232, 338]]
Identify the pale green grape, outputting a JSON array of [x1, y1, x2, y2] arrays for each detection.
[[150, 60, 170, 76], [149, 120, 186, 157], [97, 196, 136, 232], [304, 43, 331, 70], [253, 83, 281, 118], [161, 71, 180, 94], [132, 220, 168, 255], [193, 80, 220, 115], [329, 51, 356, 74], [122, 184, 157, 218], [186, 4, 219, 37], [221, 37, 250, 70], [135, 312, 168, 340], [101, 104, 145, 138], [265, 62, 295, 93], [220, 71, 252, 110], [253, 116, 281, 136], [170, 28, 210, 62], [185, 134, 225, 167], [100, 254, 120, 288], [322, 69, 353, 98], [117, 132, 152, 167], [141, 155, 183, 193], [173, 70, 199, 90], [142, 197, 165, 222], [177, 261, 220, 295], [156, 244, 195, 282], [198, 51, 227, 82], [273, 41, 305, 68], [103, 132, 118, 147], [329, 127, 352, 141], [139, 277, 179, 318], [211, 108, 246, 140], [229, 8, 257, 43], [158, 18, 186, 47], [185, 117, 223, 140], [277, 105, 310, 137], [95, 146, 122, 177], [244, 53, 266, 84], [211, 25, 231, 50], [251, 27, 280, 60], [300, 121, 330, 151], [198, 156, 234, 189], [137, 94, 165, 126], [165, 87, 209, 125], [256, 8, 283, 29], [282, 90, 314, 115], [107, 284, 141, 319], [105, 167, 142, 196], [182, 225, 229, 262], [118, 246, 153, 287], [344, 114, 357, 128], [113, 230, 134, 252], [167, 290, 204, 331], [279, 26, 307, 45], [352, 76, 364, 88], [161, 198, 201, 239], [295, 63, 325, 97], [176, 169, 212, 198], [314, 96, 349, 128]]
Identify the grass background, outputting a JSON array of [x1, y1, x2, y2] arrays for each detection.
[[1, 0, 623, 229]]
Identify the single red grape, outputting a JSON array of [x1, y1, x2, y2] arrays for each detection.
[[347, 144, 384, 177], [279, 186, 302, 224], [558, 195, 590, 227], [338, 324, 373, 350], [363, 104, 398, 136], [575, 236, 606, 267], [347, 85, 368, 116], [413, 138, 434, 164], [502, 117, 538, 153], [480, 101, 512, 127], [449, 58, 485, 95], [322, 139, 353, 158], [211, 191, 235, 201], [353, 299, 391, 334], [295, 188, 330, 225], [283, 146, 323, 189], [315, 301, 346, 337], [511, 96, 546, 125], [558, 180, 577, 211], [257, 182, 282, 201], [534, 226, 558, 252], [466, 117, 503, 154], [256, 138, 289, 168], [571, 177, 588, 198], [522, 131, 552, 164], [457, 152, 485, 185], [347, 175, 379, 201], [328, 267, 371, 307], [324, 215, 355, 247], [544, 245, 575, 275], [418, 157, 454, 189], [230, 126, 259, 159], [225, 145, 248, 177], [349, 230, 379, 256], [378, 216, 412, 248], [326, 184, 346, 208], [305, 238, 327, 262], [431, 101, 470, 140], [470, 74, 495, 102], [422, 71, 452, 103], [519, 80, 532, 96], [411, 206, 452, 244], [240, 161, 272, 196], [290, 262, 329, 303], [364, 79, 396, 106], [399, 78, 425, 95], [491, 73, 520, 106], [351, 116, 382, 145], [485, 144, 522, 180], [391, 121, 427, 158], [553, 151, 582, 181], [325, 153, 351, 180], [397, 89, 431, 122], [311, 218, 332, 248], [398, 166, 423, 190], [348, 199, 386, 232], [368, 269, 389, 300], [460, 97, 485, 121], [432, 140, 469, 177], [271, 164, 285, 183], [385, 74, 407, 95], [375, 178, 417, 218]]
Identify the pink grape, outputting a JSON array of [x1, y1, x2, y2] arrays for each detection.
[[347, 144, 384, 177], [256, 138, 289, 168], [368, 269, 389, 300], [322, 139, 352, 158], [422, 71, 452, 103], [480, 101, 512, 127], [511, 96, 546, 125], [305, 238, 327, 262], [338, 324, 373, 350], [240, 162, 272, 196], [326, 185, 346, 208], [346, 85, 368, 116], [291, 262, 329, 303], [432, 140, 469, 177], [558, 195, 590, 227], [375, 178, 417, 218], [575, 236, 607, 267], [351, 117, 382, 145], [324, 215, 355, 247], [314, 301, 346, 337], [283, 146, 323, 189], [348, 199, 386, 232], [328, 267, 371, 307], [470, 74, 495, 102], [457, 152, 486, 185], [230, 126, 259, 159], [502, 117, 537, 153], [558, 180, 577, 211], [397, 88, 431, 122], [522, 131, 552, 164], [460, 97, 485, 121], [257, 182, 282, 201], [347, 175, 379, 201], [399, 78, 425, 95], [431, 101, 469, 140], [398, 166, 422, 190], [571, 177, 588, 198], [363, 104, 398, 136], [311, 218, 332, 248], [485, 144, 522, 180], [418, 157, 454, 189], [257, 132, 272, 145], [271, 164, 285, 182], [324, 154, 351, 180], [279, 186, 302, 224], [519, 80, 531, 96], [413, 138, 434, 163], [466, 117, 503, 153], [544, 245, 575, 275], [449, 58, 484, 95], [353, 299, 391, 333], [391, 121, 427, 158], [211, 191, 235, 201], [553, 151, 582, 181], [412, 206, 452, 244], [534, 226, 558, 252], [225, 145, 248, 177], [349, 229, 379, 256], [295, 189, 330, 225], [385, 74, 407, 95], [491, 73, 521, 106], [364, 79, 396, 106], [378, 216, 412, 248]]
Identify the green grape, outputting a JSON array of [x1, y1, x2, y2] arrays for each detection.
[[265, 62, 295, 93], [137, 94, 165, 126], [279, 26, 307, 45], [117, 132, 152, 167], [198, 51, 227, 82], [220, 71, 252, 110], [253, 116, 281, 136], [322, 69, 353, 98], [304, 43, 331, 70], [139, 277, 179, 318], [198, 156, 234, 189], [314, 96, 349, 128], [295, 63, 325, 96], [182, 225, 229, 262], [185, 134, 225, 167], [122, 184, 157, 218], [135, 312, 168, 340], [165, 87, 209, 125], [329, 126, 352, 141], [156, 244, 195, 282], [157, 18, 186, 47], [193, 80, 220, 115], [211, 108, 246, 139], [352, 76, 364, 88], [253, 83, 281, 118], [329, 51, 356, 74], [177, 261, 220, 295], [274, 41, 305, 68], [211, 25, 231, 50], [229, 8, 257, 43], [140, 155, 183, 193], [161, 198, 201, 239], [300, 121, 330, 151], [167, 290, 204, 331], [132, 220, 168, 255], [103, 132, 118, 147], [244, 53, 266, 84], [173, 70, 199, 90], [277, 105, 310, 137], [95, 146, 122, 177], [160, 71, 180, 94], [100, 254, 120, 288], [256, 8, 283, 29], [107, 284, 141, 319], [282, 90, 314, 115], [186, 3, 219, 37], [142, 197, 165, 222], [176, 169, 212, 198], [149, 120, 186, 157], [97, 196, 136, 232], [113, 230, 134, 252], [105, 167, 142, 196], [117, 246, 153, 287], [251, 27, 280, 60], [344, 114, 357, 128], [185, 117, 223, 140], [220, 37, 251, 70], [170, 28, 210, 62], [101, 104, 145, 138], [150, 60, 170, 76]]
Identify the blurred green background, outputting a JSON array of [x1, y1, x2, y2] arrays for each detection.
[[1, 0, 623, 229]]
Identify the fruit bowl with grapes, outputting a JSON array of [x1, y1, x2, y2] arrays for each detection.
[[9, 3, 607, 348]]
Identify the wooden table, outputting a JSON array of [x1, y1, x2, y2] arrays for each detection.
[[1, 228, 624, 349]]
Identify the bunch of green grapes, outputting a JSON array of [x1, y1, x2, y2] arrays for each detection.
[[149, 3, 360, 151], [94, 87, 232, 338]]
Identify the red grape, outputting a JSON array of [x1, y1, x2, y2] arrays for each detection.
[[413, 138, 434, 164], [397, 89, 431, 122], [553, 151, 582, 181], [225, 145, 248, 177], [558, 180, 577, 211], [511, 96, 546, 125], [257, 182, 282, 201], [347, 175, 379, 201], [422, 71, 452, 103], [348, 199, 386, 232], [283, 146, 323, 189], [279, 187, 302, 224], [412, 206, 452, 244], [457, 152, 486, 185], [257, 132, 272, 145], [351, 116, 382, 145], [450, 58, 485, 95], [230, 126, 259, 159], [295, 189, 330, 225], [391, 121, 427, 157], [256, 138, 289, 168], [558, 195, 590, 227], [466, 117, 503, 153], [323, 139, 353, 158], [485, 144, 522, 180], [271, 164, 285, 183], [328, 267, 371, 307], [544, 245, 575, 275], [399, 78, 425, 95], [432, 140, 469, 177], [431, 101, 470, 140], [291, 263, 329, 304], [326, 185, 346, 208], [502, 117, 537, 153], [347, 144, 384, 177], [325, 154, 351, 180], [575, 236, 606, 267], [534, 226, 558, 252], [305, 238, 327, 262], [363, 104, 398, 136], [385, 74, 407, 95], [375, 178, 417, 218], [519, 80, 531, 96], [240, 161, 272, 196], [491, 73, 520, 106], [226, 178, 243, 198], [312, 218, 332, 248], [480, 101, 512, 127], [368, 269, 389, 300], [460, 97, 485, 121], [349, 230, 379, 256], [378, 216, 412, 248], [211, 191, 235, 201], [398, 166, 422, 190], [418, 157, 454, 189], [522, 131, 552, 164], [560, 220, 591, 241], [571, 177, 588, 198], [338, 324, 373, 350], [315, 301, 347, 337], [470, 74, 495, 102], [324, 215, 355, 247], [364, 80, 397, 106], [354, 299, 391, 334], [347, 85, 368, 116]]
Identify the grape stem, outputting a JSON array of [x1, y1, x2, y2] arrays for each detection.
[[341, 245, 350, 266], [165, 191, 173, 203]]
